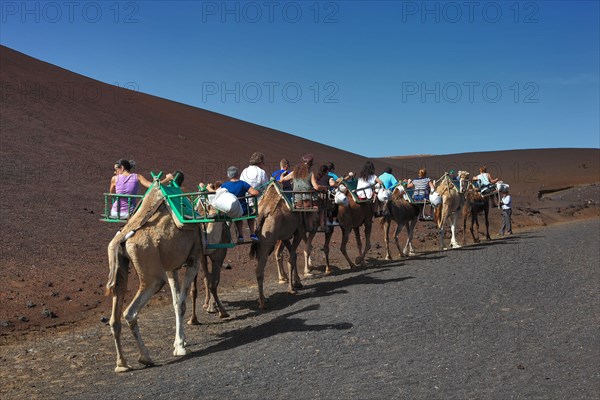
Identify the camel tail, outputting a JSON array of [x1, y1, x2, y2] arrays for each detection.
[[434, 205, 441, 226], [105, 237, 130, 296], [379, 213, 391, 226], [249, 241, 260, 260]]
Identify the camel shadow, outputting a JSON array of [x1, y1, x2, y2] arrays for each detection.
[[216, 270, 414, 322], [166, 304, 352, 365], [305, 271, 415, 298]]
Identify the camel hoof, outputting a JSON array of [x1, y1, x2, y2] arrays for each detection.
[[173, 347, 187, 357], [288, 289, 298, 295], [385, 255, 392, 260], [324, 269, 332, 275], [115, 365, 132, 373], [187, 318, 200, 326], [219, 312, 230, 319], [258, 301, 267, 310], [451, 243, 461, 249], [408, 252, 416, 257], [138, 356, 155, 366], [278, 279, 289, 284]]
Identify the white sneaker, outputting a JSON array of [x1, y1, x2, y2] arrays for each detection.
[[327, 220, 340, 226]]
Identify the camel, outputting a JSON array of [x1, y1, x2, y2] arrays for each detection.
[[319, 185, 375, 272], [381, 187, 421, 259], [249, 182, 307, 309], [433, 171, 470, 250], [188, 198, 230, 323], [273, 190, 328, 281], [105, 183, 202, 372], [292, 183, 381, 277], [462, 183, 491, 244], [274, 183, 381, 279]]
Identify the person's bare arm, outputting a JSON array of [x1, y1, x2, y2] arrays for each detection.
[[280, 171, 295, 182], [248, 187, 259, 196], [109, 176, 117, 193], [311, 174, 325, 191], [138, 173, 173, 188], [137, 175, 153, 188]]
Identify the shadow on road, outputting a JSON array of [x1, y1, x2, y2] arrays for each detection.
[[166, 304, 352, 365], [221, 271, 415, 324]]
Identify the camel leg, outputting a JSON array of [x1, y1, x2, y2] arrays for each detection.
[[394, 222, 404, 258], [123, 274, 164, 366], [108, 254, 131, 373], [288, 235, 304, 291], [110, 291, 131, 373], [439, 206, 448, 250], [450, 213, 461, 248], [187, 274, 200, 325], [274, 240, 288, 284], [340, 228, 356, 269], [352, 227, 365, 267], [362, 223, 372, 267], [463, 212, 469, 245], [472, 214, 480, 243], [256, 246, 271, 309], [206, 253, 229, 318], [303, 231, 317, 276], [201, 255, 212, 312], [323, 229, 333, 275], [404, 215, 418, 256], [484, 207, 491, 240], [439, 223, 446, 251], [166, 269, 189, 356], [203, 275, 212, 311], [383, 217, 392, 260]]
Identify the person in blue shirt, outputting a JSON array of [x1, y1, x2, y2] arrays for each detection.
[[326, 162, 339, 184], [221, 166, 260, 242], [379, 167, 398, 190], [271, 158, 292, 190]]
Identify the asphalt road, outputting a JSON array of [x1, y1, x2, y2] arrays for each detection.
[[2, 219, 599, 399]]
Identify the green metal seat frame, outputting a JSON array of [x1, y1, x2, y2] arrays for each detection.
[[101, 172, 258, 224]]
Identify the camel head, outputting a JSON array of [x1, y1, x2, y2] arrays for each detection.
[[456, 170, 470, 194]]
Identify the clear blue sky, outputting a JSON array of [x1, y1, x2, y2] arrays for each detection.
[[1, 1, 598, 156]]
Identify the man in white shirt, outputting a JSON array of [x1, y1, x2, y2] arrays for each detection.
[[240, 152, 268, 240], [241, 152, 268, 189]]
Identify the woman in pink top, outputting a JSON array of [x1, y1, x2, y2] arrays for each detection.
[[109, 159, 173, 219]]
